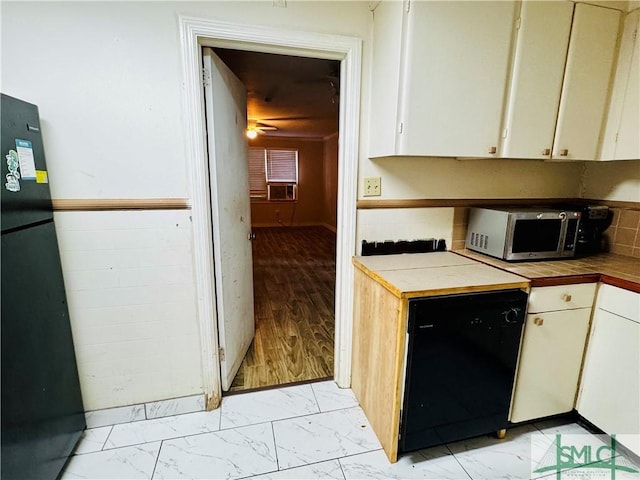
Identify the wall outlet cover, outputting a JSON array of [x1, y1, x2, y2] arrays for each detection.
[[364, 177, 381, 197]]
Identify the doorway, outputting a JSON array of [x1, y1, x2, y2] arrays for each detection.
[[210, 49, 340, 392], [179, 16, 361, 407]]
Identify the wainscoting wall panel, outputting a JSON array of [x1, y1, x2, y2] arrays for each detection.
[[54, 210, 203, 410]]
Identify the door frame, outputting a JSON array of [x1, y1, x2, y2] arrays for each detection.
[[178, 16, 361, 408]]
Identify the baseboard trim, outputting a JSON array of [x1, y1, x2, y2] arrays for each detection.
[[251, 222, 334, 228], [322, 223, 338, 233]]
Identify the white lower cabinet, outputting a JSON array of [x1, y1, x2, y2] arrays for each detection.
[[577, 285, 640, 457], [510, 308, 591, 423], [510, 283, 596, 423]]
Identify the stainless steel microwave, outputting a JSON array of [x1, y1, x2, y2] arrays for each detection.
[[465, 207, 581, 261]]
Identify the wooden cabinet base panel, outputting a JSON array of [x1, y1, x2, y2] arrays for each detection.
[[351, 269, 406, 462]]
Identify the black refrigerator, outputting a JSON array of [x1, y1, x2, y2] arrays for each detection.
[[1, 94, 85, 479]]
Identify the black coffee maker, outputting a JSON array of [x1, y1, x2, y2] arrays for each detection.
[[575, 205, 613, 254]]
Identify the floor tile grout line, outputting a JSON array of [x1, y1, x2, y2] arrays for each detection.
[[150, 439, 163, 480], [103, 408, 337, 453], [89, 406, 211, 431], [336, 456, 349, 480], [87, 403, 374, 461], [240, 457, 350, 479], [101, 428, 222, 452], [221, 404, 362, 432], [309, 382, 322, 413], [101, 425, 114, 452], [444, 442, 475, 480], [279, 446, 384, 474], [271, 421, 280, 471]]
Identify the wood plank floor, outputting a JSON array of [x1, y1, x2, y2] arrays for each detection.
[[229, 226, 336, 393]]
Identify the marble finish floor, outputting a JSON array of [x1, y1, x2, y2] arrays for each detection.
[[62, 380, 639, 479]]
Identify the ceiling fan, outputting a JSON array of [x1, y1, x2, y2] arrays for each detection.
[[246, 121, 277, 139]]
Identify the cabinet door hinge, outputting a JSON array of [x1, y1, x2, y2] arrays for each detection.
[[516, 16, 521, 30], [406, 0, 410, 13], [398, 122, 404, 134], [218, 347, 225, 362]]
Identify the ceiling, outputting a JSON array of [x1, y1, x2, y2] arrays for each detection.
[[213, 48, 340, 139]]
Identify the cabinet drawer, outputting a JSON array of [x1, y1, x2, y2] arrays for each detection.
[[527, 283, 597, 313], [596, 283, 639, 323]]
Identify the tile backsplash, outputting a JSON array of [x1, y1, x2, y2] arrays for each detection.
[[451, 205, 640, 258], [604, 207, 640, 258]]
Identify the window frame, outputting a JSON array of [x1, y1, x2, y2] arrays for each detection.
[[248, 147, 299, 202]]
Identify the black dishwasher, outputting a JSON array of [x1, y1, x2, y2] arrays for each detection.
[[400, 289, 527, 453]]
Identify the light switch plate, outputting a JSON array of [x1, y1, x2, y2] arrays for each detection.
[[364, 177, 381, 197]]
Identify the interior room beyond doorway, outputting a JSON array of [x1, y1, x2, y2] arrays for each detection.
[[230, 226, 336, 392]]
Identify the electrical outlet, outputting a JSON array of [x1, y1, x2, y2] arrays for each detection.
[[364, 177, 381, 197]]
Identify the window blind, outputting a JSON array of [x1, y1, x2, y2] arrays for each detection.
[[266, 149, 298, 183], [248, 148, 267, 198]]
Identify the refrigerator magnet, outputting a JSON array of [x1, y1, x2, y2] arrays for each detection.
[[5, 149, 21, 192], [15, 139, 37, 180], [36, 170, 48, 184]]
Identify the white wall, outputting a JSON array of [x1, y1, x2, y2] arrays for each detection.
[[55, 210, 202, 410], [1, 1, 372, 199], [359, 157, 584, 199], [356, 208, 454, 254], [1, 1, 373, 409], [582, 160, 640, 202]]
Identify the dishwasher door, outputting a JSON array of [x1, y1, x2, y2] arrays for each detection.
[[400, 289, 527, 453]]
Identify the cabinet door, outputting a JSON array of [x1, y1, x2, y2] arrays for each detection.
[[510, 308, 591, 423], [398, 1, 517, 157], [369, 0, 405, 158], [578, 309, 640, 457], [601, 10, 640, 160], [552, 4, 620, 161], [501, 2, 573, 159], [613, 12, 640, 160]]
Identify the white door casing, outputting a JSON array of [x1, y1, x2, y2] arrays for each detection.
[[179, 16, 362, 407], [202, 48, 255, 391]]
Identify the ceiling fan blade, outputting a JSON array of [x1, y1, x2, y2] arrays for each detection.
[[258, 116, 315, 122]]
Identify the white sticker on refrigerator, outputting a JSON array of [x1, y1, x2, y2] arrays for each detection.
[[15, 139, 36, 180], [5, 149, 21, 192]]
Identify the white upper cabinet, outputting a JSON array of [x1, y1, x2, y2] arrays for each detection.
[[500, 2, 573, 159], [601, 9, 640, 161], [369, 1, 622, 160], [552, 4, 620, 161], [368, 0, 405, 159], [369, 1, 518, 158]]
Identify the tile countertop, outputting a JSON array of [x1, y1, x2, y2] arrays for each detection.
[[352, 252, 530, 299], [454, 249, 640, 293]]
